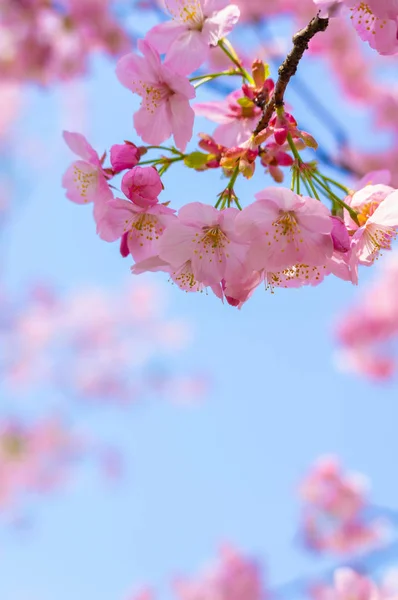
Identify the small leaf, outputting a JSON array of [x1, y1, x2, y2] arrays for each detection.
[[184, 152, 211, 168]]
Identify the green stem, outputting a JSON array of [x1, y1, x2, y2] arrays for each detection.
[[218, 39, 253, 83], [190, 71, 243, 88], [312, 173, 359, 224], [286, 133, 302, 164], [321, 175, 351, 195], [138, 158, 162, 166], [300, 174, 313, 197], [139, 155, 185, 168], [303, 172, 320, 200], [144, 145, 184, 156], [234, 197, 243, 210], [291, 168, 296, 192], [227, 165, 240, 190]]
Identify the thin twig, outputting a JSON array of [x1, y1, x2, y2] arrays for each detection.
[[254, 14, 329, 135]]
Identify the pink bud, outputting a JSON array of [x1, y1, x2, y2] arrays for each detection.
[[121, 166, 162, 207], [110, 142, 141, 173]]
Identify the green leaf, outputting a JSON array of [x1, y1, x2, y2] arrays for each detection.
[[184, 152, 210, 168]]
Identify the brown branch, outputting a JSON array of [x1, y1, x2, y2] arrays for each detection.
[[254, 14, 329, 136]]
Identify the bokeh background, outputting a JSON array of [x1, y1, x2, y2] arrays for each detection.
[[1, 2, 397, 599]]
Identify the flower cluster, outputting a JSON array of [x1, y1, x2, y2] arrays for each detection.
[[299, 456, 388, 554], [62, 0, 398, 307]]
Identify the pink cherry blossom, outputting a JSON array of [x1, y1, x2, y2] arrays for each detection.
[[349, 1, 398, 56], [62, 131, 112, 207], [313, 0, 398, 54], [195, 89, 261, 147], [235, 187, 333, 272], [299, 456, 387, 554], [158, 203, 249, 286], [96, 197, 176, 261], [146, 0, 240, 75], [348, 188, 398, 265], [131, 254, 224, 297], [116, 39, 196, 151]]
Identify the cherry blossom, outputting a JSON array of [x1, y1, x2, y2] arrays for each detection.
[[116, 39, 196, 151], [299, 456, 388, 554], [195, 89, 262, 147], [62, 131, 112, 210], [235, 187, 333, 272], [146, 0, 241, 75], [157, 202, 249, 286]]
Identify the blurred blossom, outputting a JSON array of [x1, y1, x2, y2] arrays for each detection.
[[0, 0, 130, 84], [299, 456, 389, 554], [0, 416, 84, 515], [335, 253, 398, 381], [0, 280, 202, 406]]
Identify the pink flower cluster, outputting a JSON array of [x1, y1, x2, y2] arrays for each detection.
[[61, 0, 398, 305], [335, 251, 398, 380], [0, 0, 130, 83], [63, 129, 398, 305], [299, 456, 388, 554], [0, 280, 203, 404], [0, 417, 83, 514]]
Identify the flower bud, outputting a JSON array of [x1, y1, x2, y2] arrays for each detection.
[[110, 142, 141, 173]]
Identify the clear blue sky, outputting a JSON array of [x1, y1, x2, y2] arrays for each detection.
[[0, 10, 397, 600]]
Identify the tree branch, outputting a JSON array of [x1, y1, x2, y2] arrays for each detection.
[[254, 14, 329, 136]]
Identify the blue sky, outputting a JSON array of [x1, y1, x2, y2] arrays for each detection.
[[0, 9, 397, 600]]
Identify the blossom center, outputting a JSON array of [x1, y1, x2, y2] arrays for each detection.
[[366, 224, 397, 259], [350, 3, 388, 32], [166, 0, 204, 29], [357, 201, 379, 226], [73, 165, 97, 201], [134, 80, 171, 113], [125, 214, 164, 246], [191, 225, 230, 261], [272, 211, 302, 245]]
